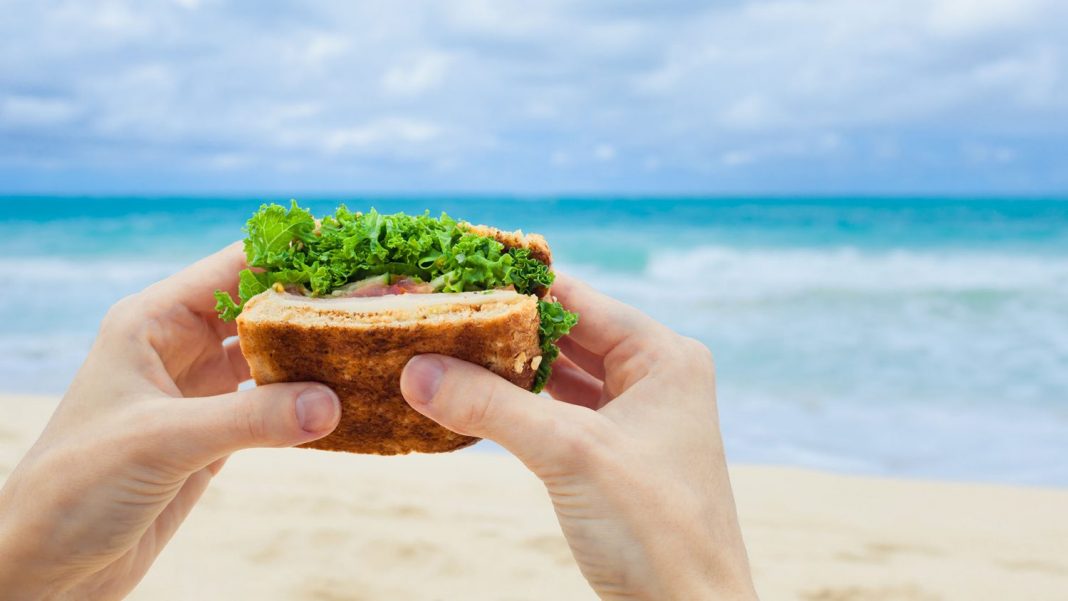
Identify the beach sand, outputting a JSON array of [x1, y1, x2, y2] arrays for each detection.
[[2, 394, 1066, 600]]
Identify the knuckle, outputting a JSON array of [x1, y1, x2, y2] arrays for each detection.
[[100, 294, 136, 332], [454, 381, 500, 434], [238, 401, 269, 443], [99, 293, 150, 344], [685, 336, 714, 366], [551, 411, 615, 467], [556, 422, 595, 458], [112, 400, 187, 467], [671, 336, 714, 374]]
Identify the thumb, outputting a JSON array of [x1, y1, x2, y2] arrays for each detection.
[[163, 382, 340, 467], [400, 355, 600, 469]]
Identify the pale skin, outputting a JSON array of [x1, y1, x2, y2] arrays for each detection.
[[0, 244, 757, 601], [401, 273, 758, 600]]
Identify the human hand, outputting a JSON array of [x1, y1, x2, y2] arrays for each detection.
[[400, 273, 757, 600], [0, 244, 341, 601]]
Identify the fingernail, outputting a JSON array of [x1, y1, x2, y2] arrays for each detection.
[[404, 355, 446, 407], [296, 387, 340, 433]]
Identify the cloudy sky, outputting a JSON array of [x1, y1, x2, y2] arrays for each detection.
[[1, 0, 1066, 195]]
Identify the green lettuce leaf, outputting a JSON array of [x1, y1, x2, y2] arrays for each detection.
[[533, 299, 580, 392], [243, 200, 317, 269], [212, 268, 270, 320], [214, 201, 578, 390], [507, 248, 554, 295], [213, 290, 242, 322]]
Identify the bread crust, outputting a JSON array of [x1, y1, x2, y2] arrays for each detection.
[[237, 291, 540, 454], [462, 223, 553, 267]]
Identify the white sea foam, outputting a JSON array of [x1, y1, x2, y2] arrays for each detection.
[[0, 258, 185, 392], [580, 245, 1068, 300], [4, 257, 183, 287], [4, 247, 1067, 484], [559, 245, 1068, 484], [717, 394, 1068, 486]]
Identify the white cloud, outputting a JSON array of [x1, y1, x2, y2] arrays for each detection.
[[266, 102, 322, 122], [634, 44, 721, 95], [283, 32, 351, 69], [720, 95, 783, 130], [382, 53, 451, 96], [442, 0, 562, 37], [323, 118, 442, 154], [721, 150, 754, 167], [0, 0, 1065, 192], [522, 99, 558, 119], [593, 143, 616, 161], [927, 0, 1048, 37], [719, 133, 844, 168], [964, 143, 1017, 164], [971, 47, 1060, 106], [0, 95, 80, 126], [198, 152, 253, 170], [89, 2, 148, 33], [87, 64, 179, 138]]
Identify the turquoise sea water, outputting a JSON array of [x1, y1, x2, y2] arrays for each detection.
[[2, 196, 1067, 485]]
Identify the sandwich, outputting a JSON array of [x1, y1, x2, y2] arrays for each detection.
[[214, 201, 578, 455]]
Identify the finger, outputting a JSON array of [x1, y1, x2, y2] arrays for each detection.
[[158, 382, 340, 467], [545, 356, 605, 410], [144, 466, 216, 558], [171, 338, 252, 397], [207, 455, 229, 475], [557, 335, 606, 380], [216, 319, 239, 339], [143, 242, 247, 318], [550, 272, 667, 356], [224, 338, 252, 383], [401, 355, 606, 470]]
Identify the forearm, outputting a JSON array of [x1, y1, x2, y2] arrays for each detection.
[[638, 533, 757, 600], [0, 521, 56, 601], [662, 560, 757, 601], [593, 543, 756, 601], [0, 570, 51, 601], [625, 482, 757, 601], [0, 475, 68, 601]]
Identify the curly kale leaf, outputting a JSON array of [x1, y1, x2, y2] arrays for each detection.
[[218, 203, 557, 317], [213, 201, 578, 390], [213, 290, 242, 322], [213, 269, 270, 322], [243, 200, 317, 270], [533, 299, 579, 393], [506, 247, 554, 295]]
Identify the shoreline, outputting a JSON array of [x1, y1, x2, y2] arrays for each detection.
[[2, 395, 1066, 600]]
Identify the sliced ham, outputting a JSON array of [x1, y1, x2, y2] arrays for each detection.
[[328, 274, 435, 298]]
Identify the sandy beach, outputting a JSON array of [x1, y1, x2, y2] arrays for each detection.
[[2, 394, 1066, 601]]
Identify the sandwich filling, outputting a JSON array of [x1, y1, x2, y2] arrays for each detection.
[[327, 274, 435, 297], [214, 201, 577, 392], [247, 288, 535, 328]]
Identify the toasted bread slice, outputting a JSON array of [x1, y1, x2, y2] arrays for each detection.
[[462, 223, 553, 267], [237, 289, 541, 454]]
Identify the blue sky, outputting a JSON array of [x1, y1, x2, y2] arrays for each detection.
[[1, 0, 1066, 195]]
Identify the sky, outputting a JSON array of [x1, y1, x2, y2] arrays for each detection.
[[1, 0, 1067, 195]]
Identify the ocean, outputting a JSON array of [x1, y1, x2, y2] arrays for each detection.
[[3, 197, 1066, 486]]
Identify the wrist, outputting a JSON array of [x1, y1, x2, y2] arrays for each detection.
[[0, 494, 63, 600], [672, 576, 758, 601], [657, 556, 756, 601], [0, 537, 47, 600], [637, 484, 757, 601]]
